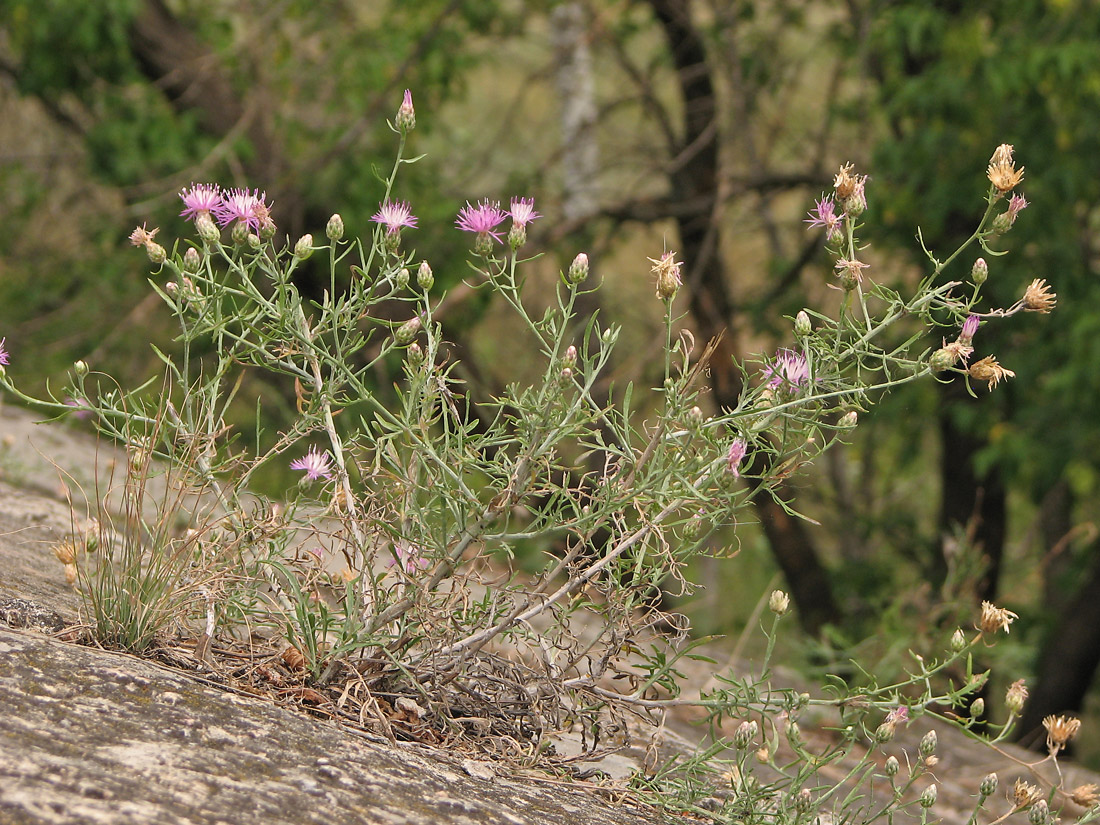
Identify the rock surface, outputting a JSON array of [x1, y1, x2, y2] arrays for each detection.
[[0, 624, 648, 825]]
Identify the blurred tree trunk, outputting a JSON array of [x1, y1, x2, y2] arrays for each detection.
[[646, 0, 841, 636], [936, 385, 1006, 604]]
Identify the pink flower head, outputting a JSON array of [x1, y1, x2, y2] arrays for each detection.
[[456, 199, 508, 242], [389, 542, 429, 574], [727, 438, 747, 478], [1006, 193, 1029, 225], [215, 188, 273, 232], [371, 199, 418, 235], [65, 397, 92, 420], [290, 446, 334, 482], [0, 337, 9, 367], [509, 197, 541, 228], [179, 184, 223, 221], [763, 349, 809, 391], [960, 314, 980, 343], [805, 197, 845, 242], [883, 706, 909, 727]]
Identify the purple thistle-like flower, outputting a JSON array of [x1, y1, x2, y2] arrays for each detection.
[[290, 446, 334, 481], [0, 337, 9, 367], [960, 314, 980, 342], [179, 184, 223, 221], [763, 349, 809, 390], [727, 438, 747, 478], [456, 199, 508, 242], [509, 197, 541, 227], [1006, 193, 1029, 225], [371, 199, 418, 235], [805, 197, 845, 242], [389, 542, 430, 575], [215, 188, 272, 232]]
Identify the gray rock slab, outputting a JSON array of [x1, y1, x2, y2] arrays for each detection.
[[0, 626, 650, 825]]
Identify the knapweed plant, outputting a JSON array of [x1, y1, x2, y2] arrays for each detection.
[[0, 91, 1077, 822]]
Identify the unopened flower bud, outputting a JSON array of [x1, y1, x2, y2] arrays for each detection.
[[769, 589, 790, 616], [183, 247, 201, 273], [920, 784, 938, 809], [600, 325, 617, 345], [294, 234, 314, 260], [874, 722, 896, 743], [686, 406, 704, 427], [970, 698, 985, 718], [196, 212, 220, 243], [74, 360, 89, 378], [406, 342, 424, 366], [326, 213, 345, 241], [231, 222, 249, 245], [734, 720, 758, 749], [395, 316, 422, 345], [560, 366, 573, 381], [919, 730, 937, 756], [795, 310, 812, 338], [508, 223, 527, 250], [146, 242, 167, 265], [1029, 800, 1049, 825], [980, 773, 998, 797], [394, 268, 410, 290], [568, 253, 589, 285], [838, 411, 858, 428], [884, 756, 899, 778], [683, 512, 707, 539], [396, 89, 415, 131], [991, 213, 1012, 236], [951, 628, 967, 652], [971, 257, 988, 286], [562, 345, 577, 370], [247, 232, 261, 249], [259, 219, 276, 241], [417, 261, 434, 291], [929, 347, 956, 372]]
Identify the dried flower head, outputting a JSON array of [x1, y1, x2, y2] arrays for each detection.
[[834, 162, 868, 212], [987, 144, 1025, 193], [1013, 779, 1044, 809], [128, 223, 159, 247], [1071, 784, 1100, 808], [1005, 679, 1029, 714], [52, 538, 79, 565], [978, 600, 1018, 634], [1043, 714, 1081, 753], [649, 251, 683, 300], [769, 589, 790, 616], [969, 356, 1016, 391], [834, 257, 870, 290], [1022, 279, 1057, 313]]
